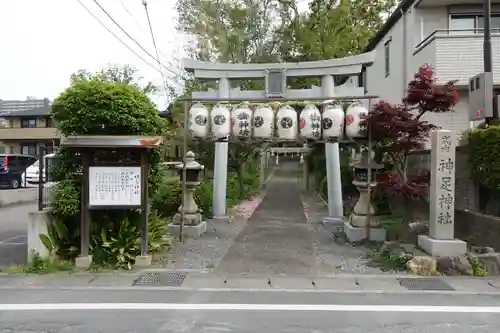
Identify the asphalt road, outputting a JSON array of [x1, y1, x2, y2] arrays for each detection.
[[1, 289, 500, 332], [0, 202, 36, 268]]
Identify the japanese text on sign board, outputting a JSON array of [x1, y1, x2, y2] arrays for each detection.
[[436, 135, 455, 225]]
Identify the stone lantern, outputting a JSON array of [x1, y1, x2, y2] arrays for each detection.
[[344, 148, 386, 242], [170, 151, 207, 237]]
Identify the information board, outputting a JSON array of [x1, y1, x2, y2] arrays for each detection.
[[88, 166, 141, 207]]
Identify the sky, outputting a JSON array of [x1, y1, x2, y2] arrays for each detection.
[[0, 0, 183, 110], [0, 0, 314, 110]]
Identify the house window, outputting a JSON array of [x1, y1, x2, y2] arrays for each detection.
[[477, 15, 500, 32], [45, 117, 54, 128], [21, 118, 36, 128], [21, 143, 37, 156], [450, 14, 500, 33], [384, 38, 391, 77]]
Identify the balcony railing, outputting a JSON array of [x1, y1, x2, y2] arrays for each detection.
[[413, 29, 500, 85], [0, 127, 60, 140], [414, 29, 500, 55]]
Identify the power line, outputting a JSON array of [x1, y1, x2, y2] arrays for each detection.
[[92, 0, 181, 78], [119, 0, 182, 75], [75, 0, 162, 75], [142, 0, 171, 103]]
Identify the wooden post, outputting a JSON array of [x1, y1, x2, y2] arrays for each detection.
[[80, 151, 90, 257], [140, 150, 149, 257]]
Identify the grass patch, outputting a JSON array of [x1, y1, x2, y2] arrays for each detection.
[[1, 250, 74, 275]]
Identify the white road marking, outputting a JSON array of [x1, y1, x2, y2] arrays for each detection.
[[0, 303, 499, 312]]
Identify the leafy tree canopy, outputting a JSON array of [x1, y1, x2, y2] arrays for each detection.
[[71, 64, 160, 95], [52, 76, 167, 137]]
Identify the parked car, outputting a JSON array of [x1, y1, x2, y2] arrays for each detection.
[[25, 153, 56, 184], [0, 154, 37, 189]]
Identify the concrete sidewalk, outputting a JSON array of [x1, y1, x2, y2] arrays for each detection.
[[1, 272, 500, 295]]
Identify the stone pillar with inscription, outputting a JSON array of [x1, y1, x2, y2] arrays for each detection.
[[418, 130, 467, 257]]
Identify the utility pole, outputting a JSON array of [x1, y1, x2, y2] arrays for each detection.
[[484, 0, 497, 122]]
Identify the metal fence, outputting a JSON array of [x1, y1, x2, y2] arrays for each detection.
[[37, 149, 55, 211]]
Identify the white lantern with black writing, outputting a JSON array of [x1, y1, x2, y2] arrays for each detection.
[[299, 104, 321, 140], [322, 103, 344, 140], [188, 103, 209, 139], [345, 101, 368, 139], [253, 104, 274, 140], [276, 104, 298, 140], [210, 104, 231, 140], [231, 103, 253, 139]]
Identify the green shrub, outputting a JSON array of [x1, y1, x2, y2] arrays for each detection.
[[468, 126, 500, 190], [46, 71, 168, 268], [52, 179, 81, 218], [152, 176, 182, 218], [89, 210, 171, 270]]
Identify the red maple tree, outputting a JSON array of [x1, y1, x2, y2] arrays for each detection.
[[362, 65, 459, 198]]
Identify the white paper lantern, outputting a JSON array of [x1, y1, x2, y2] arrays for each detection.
[[345, 102, 368, 139], [253, 104, 274, 139], [299, 104, 322, 140], [210, 104, 231, 139], [276, 104, 298, 141], [188, 103, 209, 139], [322, 104, 344, 140], [231, 104, 253, 139]]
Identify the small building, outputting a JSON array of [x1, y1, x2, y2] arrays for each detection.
[[363, 0, 500, 142], [0, 98, 59, 155]]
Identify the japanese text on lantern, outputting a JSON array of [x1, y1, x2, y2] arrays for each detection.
[[436, 135, 454, 224]]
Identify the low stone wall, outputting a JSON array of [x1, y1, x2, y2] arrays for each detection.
[[27, 208, 52, 262], [455, 209, 500, 252], [0, 188, 37, 207]]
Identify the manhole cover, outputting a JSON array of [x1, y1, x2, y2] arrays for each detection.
[[133, 271, 187, 287], [397, 278, 454, 291]]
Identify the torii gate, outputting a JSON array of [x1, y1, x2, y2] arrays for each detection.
[[183, 51, 376, 225]]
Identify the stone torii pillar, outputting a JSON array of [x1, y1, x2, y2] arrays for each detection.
[[183, 51, 376, 222], [321, 75, 344, 224], [212, 78, 230, 220]]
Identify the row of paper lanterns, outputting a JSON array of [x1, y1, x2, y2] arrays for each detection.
[[188, 102, 368, 141]]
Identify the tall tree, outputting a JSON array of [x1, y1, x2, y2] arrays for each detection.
[[71, 64, 160, 94], [176, 0, 298, 63]]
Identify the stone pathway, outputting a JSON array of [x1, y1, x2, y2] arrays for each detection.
[[156, 196, 263, 270], [217, 173, 315, 276], [160, 162, 385, 276]]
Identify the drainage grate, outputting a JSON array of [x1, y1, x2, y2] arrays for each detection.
[[397, 278, 454, 291], [133, 271, 187, 287]]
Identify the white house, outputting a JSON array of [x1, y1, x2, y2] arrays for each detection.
[[363, 0, 500, 139]]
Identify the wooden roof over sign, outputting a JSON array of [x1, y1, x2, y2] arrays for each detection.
[[60, 135, 164, 148]]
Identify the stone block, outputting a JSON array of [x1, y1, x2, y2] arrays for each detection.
[[135, 255, 152, 268], [418, 235, 467, 257], [475, 252, 500, 275], [343, 221, 386, 242], [407, 256, 437, 276], [436, 255, 473, 276], [212, 216, 231, 222], [75, 255, 92, 269], [168, 221, 207, 238], [321, 216, 344, 232], [27, 209, 52, 262]]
